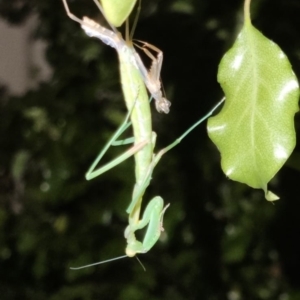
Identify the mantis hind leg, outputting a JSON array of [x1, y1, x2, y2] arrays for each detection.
[[85, 84, 152, 181], [85, 104, 148, 180]]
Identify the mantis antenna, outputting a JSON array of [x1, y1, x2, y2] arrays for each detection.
[[70, 255, 146, 271], [70, 255, 128, 270]]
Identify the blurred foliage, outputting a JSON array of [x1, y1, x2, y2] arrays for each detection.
[[0, 0, 300, 299]]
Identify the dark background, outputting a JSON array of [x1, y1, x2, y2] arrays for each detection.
[[1, 0, 300, 299]]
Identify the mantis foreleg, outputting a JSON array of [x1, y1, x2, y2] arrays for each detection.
[[133, 41, 171, 114], [124, 196, 168, 257]]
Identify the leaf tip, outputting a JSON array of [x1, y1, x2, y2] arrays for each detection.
[[265, 190, 280, 202]]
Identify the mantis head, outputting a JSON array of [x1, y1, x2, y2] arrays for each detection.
[[125, 240, 144, 257]]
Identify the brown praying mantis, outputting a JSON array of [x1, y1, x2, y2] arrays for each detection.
[[62, 0, 225, 269], [62, 0, 171, 114]]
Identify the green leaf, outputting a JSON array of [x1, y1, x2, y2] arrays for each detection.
[[207, 2, 299, 200], [100, 0, 137, 27]]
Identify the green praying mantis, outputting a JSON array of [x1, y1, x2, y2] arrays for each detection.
[[62, 0, 225, 268]]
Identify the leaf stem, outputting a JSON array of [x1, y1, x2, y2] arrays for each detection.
[[244, 0, 252, 24]]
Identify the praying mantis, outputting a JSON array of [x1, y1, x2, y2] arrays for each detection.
[[62, 0, 225, 267], [62, 0, 171, 258]]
